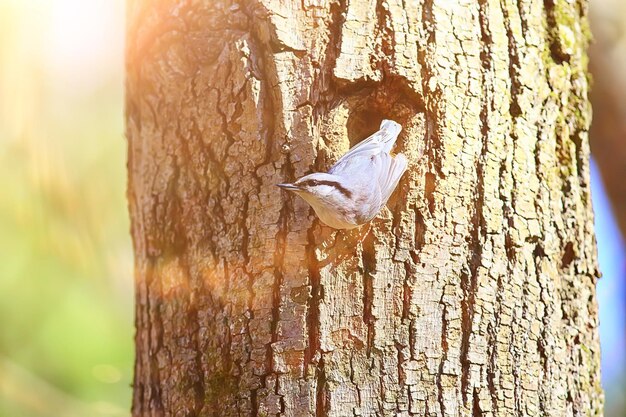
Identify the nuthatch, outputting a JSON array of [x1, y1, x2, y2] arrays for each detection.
[[278, 120, 407, 229]]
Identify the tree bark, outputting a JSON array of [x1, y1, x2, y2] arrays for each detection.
[[126, 0, 603, 416]]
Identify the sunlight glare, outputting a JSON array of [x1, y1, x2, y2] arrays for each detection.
[[43, 0, 124, 95]]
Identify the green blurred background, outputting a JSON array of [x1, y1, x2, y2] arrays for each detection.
[[0, 0, 132, 416], [0, 1, 623, 416]]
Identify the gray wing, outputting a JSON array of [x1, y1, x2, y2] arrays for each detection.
[[329, 119, 402, 175], [378, 153, 407, 204], [348, 152, 407, 222]]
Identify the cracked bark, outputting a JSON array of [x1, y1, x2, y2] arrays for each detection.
[[126, 0, 603, 416]]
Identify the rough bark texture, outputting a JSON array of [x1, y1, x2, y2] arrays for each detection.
[[126, 0, 603, 416]]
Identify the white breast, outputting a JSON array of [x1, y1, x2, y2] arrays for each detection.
[[303, 196, 359, 229]]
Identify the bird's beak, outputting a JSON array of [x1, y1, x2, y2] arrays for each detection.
[[277, 183, 300, 192]]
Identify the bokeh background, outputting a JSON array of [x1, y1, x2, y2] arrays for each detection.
[[0, 1, 623, 416]]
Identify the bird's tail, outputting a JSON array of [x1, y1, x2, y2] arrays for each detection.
[[328, 119, 403, 175], [378, 119, 402, 153]]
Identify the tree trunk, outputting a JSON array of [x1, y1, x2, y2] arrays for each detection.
[[126, 0, 603, 416]]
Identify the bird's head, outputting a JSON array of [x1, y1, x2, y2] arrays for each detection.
[[277, 172, 359, 228], [278, 172, 352, 202]]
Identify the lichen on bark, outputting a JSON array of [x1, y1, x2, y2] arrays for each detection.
[[126, 0, 603, 416]]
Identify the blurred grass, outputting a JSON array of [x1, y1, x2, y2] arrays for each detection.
[[0, 1, 132, 416]]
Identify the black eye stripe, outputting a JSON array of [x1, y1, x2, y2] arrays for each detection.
[[298, 179, 319, 187], [297, 179, 353, 198]]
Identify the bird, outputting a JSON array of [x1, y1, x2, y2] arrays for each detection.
[[278, 119, 407, 229]]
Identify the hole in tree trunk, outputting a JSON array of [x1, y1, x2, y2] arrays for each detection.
[[346, 107, 388, 148]]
